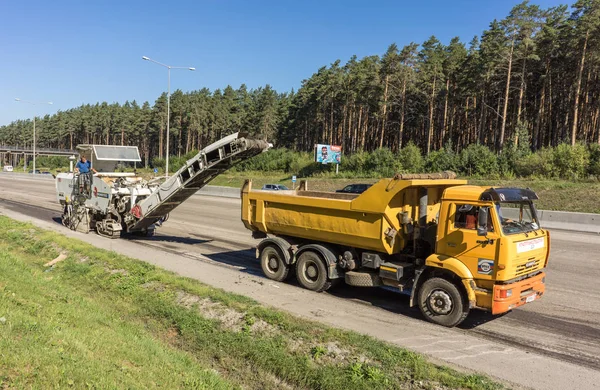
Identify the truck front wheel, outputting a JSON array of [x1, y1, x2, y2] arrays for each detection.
[[296, 251, 331, 292], [418, 277, 469, 327], [260, 245, 290, 282]]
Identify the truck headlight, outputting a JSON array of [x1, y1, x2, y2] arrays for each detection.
[[499, 289, 513, 298]]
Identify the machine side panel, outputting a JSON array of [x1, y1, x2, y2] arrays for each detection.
[[85, 177, 112, 212]]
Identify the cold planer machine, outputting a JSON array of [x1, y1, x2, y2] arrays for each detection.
[[56, 132, 270, 238]]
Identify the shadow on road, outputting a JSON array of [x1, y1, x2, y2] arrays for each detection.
[[202, 249, 266, 277], [458, 310, 503, 329], [127, 234, 213, 246], [327, 284, 425, 321], [199, 248, 430, 323]]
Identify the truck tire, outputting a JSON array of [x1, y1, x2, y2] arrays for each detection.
[[296, 250, 331, 292], [417, 277, 469, 327], [345, 271, 383, 287], [260, 245, 290, 282]]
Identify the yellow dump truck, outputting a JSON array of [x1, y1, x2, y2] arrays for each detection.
[[241, 172, 549, 327]]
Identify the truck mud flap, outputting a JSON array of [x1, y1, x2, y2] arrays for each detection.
[[257, 237, 293, 264], [296, 243, 342, 279]]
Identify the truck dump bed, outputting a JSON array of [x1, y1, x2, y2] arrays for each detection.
[[241, 173, 467, 255]]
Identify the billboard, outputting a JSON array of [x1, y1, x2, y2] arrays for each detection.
[[316, 144, 341, 164]]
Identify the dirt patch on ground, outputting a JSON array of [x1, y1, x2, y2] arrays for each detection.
[[108, 268, 129, 275], [141, 281, 167, 292], [174, 291, 280, 336], [164, 326, 180, 344], [176, 292, 244, 331], [249, 317, 279, 337], [175, 291, 205, 308], [262, 371, 297, 390], [290, 338, 371, 366]]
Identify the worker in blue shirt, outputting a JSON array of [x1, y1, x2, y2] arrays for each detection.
[[75, 155, 97, 174], [74, 155, 97, 197]]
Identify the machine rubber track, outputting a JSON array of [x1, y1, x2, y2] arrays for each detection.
[[128, 132, 269, 232]]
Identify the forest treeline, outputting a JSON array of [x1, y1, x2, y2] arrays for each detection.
[[1, 0, 600, 164]]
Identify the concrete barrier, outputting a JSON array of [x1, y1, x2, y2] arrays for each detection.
[[537, 210, 600, 234], [197, 185, 240, 198], [0, 171, 55, 181]]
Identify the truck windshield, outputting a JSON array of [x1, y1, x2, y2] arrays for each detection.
[[495, 201, 540, 235]]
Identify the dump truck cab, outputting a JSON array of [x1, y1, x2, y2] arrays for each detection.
[[242, 173, 549, 327], [421, 185, 547, 325]]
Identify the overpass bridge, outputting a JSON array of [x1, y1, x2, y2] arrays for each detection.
[[0, 145, 77, 156], [0, 146, 77, 169]]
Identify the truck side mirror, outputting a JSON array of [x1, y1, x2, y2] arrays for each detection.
[[477, 207, 489, 236]]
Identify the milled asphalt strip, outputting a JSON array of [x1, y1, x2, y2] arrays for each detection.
[[1, 205, 599, 390]]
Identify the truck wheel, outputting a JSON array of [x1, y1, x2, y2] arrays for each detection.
[[418, 277, 469, 327], [296, 251, 331, 292], [260, 245, 289, 282]]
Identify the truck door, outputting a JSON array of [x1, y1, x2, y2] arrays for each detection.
[[438, 203, 500, 279]]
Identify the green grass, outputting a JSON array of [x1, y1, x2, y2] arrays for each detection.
[[210, 171, 379, 192], [209, 171, 600, 214], [0, 216, 505, 390], [468, 178, 600, 214]]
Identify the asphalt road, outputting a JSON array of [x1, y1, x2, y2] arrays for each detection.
[[1, 174, 599, 390]]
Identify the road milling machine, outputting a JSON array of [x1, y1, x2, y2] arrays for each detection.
[[56, 132, 270, 238]]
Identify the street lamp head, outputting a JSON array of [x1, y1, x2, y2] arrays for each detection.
[[48, 102, 53, 105], [142, 56, 150, 61], [189, 67, 196, 71], [15, 98, 21, 101]]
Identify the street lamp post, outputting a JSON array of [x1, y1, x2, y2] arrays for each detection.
[[15, 98, 53, 174], [142, 56, 195, 177]]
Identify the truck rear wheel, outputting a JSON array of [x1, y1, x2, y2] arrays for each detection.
[[418, 277, 469, 327], [296, 251, 331, 292], [260, 245, 289, 282]]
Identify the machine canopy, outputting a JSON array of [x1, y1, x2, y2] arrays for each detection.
[[76, 144, 141, 172], [479, 188, 539, 202], [92, 145, 141, 162]]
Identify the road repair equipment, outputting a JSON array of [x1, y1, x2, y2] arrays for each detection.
[[242, 172, 549, 327], [56, 132, 270, 238]]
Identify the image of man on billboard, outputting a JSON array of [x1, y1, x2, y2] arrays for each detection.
[[316, 144, 341, 164]]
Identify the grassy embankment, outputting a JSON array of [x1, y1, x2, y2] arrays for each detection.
[[209, 171, 600, 214], [0, 216, 503, 389]]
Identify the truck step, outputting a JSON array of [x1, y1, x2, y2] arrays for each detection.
[[379, 262, 415, 281]]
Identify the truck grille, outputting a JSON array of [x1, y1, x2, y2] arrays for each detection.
[[515, 259, 541, 277]]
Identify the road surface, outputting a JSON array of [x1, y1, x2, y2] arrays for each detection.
[[0, 174, 599, 390]]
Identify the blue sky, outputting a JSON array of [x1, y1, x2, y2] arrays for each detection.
[[0, 0, 567, 126]]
